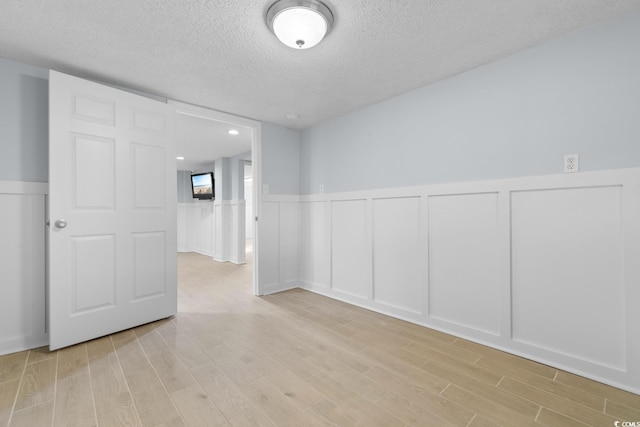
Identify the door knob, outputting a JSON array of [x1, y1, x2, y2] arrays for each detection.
[[54, 219, 68, 229]]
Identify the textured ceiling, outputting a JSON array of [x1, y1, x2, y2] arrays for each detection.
[[176, 113, 252, 171], [1, 0, 640, 130]]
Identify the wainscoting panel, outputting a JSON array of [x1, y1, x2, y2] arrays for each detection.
[[196, 202, 214, 257], [427, 192, 501, 335], [511, 186, 626, 370], [0, 182, 48, 355], [257, 196, 302, 295], [372, 197, 423, 314], [258, 201, 280, 293], [331, 199, 371, 299], [299, 201, 330, 288], [230, 200, 246, 264], [177, 202, 215, 256], [280, 202, 300, 288], [213, 201, 227, 262], [177, 204, 188, 251], [4, 168, 640, 392], [297, 168, 640, 394], [178, 199, 247, 264]]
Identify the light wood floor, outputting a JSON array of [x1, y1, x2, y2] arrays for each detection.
[[1, 249, 639, 426]]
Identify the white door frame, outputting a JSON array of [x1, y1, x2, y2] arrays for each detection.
[[169, 100, 262, 296]]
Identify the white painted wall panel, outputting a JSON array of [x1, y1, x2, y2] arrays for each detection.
[[177, 204, 187, 252], [331, 199, 370, 298], [258, 201, 280, 291], [186, 204, 199, 252], [230, 201, 246, 264], [245, 182, 253, 239], [195, 203, 214, 257], [0, 184, 48, 355], [299, 169, 640, 393], [178, 200, 245, 263], [427, 193, 501, 335], [279, 202, 299, 286], [299, 201, 329, 288], [511, 186, 626, 369], [230, 203, 239, 262], [213, 201, 224, 260], [372, 197, 423, 313]]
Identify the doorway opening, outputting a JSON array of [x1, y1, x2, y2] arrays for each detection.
[[171, 101, 261, 297]]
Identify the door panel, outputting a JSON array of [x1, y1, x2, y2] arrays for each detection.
[[72, 133, 115, 209], [132, 143, 165, 209], [132, 232, 167, 299], [49, 71, 177, 350], [71, 235, 116, 313]]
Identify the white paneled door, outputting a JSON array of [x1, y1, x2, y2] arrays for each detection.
[[48, 71, 177, 350]]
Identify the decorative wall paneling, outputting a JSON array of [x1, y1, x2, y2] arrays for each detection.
[[299, 200, 330, 290], [177, 202, 215, 256], [0, 181, 48, 355], [258, 195, 300, 295], [213, 200, 230, 262], [298, 168, 640, 394], [229, 200, 246, 264], [245, 182, 254, 239], [177, 199, 245, 264]]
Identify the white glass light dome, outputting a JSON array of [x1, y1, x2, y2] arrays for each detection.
[[267, 0, 334, 49]]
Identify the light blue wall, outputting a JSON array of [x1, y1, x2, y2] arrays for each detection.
[[0, 57, 49, 182], [214, 157, 231, 200], [300, 9, 640, 194], [262, 123, 301, 195], [230, 151, 251, 200], [176, 171, 193, 203]]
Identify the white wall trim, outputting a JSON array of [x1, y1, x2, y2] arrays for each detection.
[[0, 180, 48, 194], [299, 168, 640, 201], [262, 194, 301, 203]]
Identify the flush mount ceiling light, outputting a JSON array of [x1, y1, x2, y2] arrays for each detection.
[[266, 0, 334, 49]]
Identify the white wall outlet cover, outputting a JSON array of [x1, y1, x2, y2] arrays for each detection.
[[564, 154, 579, 173], [263, 184, 270, 194]]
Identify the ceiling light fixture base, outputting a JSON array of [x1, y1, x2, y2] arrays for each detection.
[[266, 0, 334, 49]]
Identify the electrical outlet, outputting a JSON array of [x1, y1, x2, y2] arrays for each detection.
[[263, 184, 270, 195], [319, 184, 325, 193], [564, 154, 579, 173]]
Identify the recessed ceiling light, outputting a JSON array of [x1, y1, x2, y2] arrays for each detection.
[[228, 129, 239, 135], [176, 156, 185, 160], [266, 0, 334, 49]]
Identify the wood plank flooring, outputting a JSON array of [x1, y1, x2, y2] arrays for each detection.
[[1, 247, 639, 426]]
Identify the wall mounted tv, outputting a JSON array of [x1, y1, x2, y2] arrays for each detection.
[[191, 172, 214, 200]]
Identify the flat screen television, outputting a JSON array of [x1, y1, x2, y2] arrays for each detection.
[[191, 172, 214, 200]]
